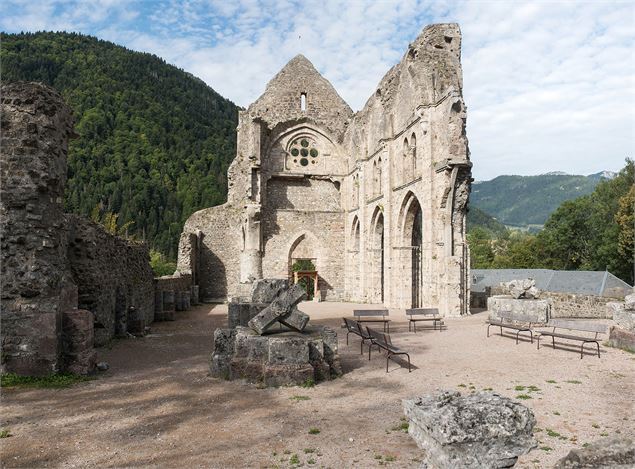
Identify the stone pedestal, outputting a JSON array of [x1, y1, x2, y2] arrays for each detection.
[[210, 325, 341, 386], [62, 309, 96, 375]]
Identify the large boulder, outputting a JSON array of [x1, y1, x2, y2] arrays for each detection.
[[554, 436, 635, 468], [501, 279, 541, 300], [403, 390, 536, 469]]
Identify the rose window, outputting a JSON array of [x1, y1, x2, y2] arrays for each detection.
[[289, 137, 319, 167]]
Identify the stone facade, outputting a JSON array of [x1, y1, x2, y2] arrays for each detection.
[[1, 82, 155, 374], [178, 23, 472, 316]]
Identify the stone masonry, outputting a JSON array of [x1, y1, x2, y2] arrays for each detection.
[[177, 23, 472, 317], [1, 82, 155, 374]]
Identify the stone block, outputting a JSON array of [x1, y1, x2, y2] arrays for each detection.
[[625, 293, 635, 311], [403, 390, 536, 469], [248, 284, 307, 334], [229, 357, 265, 382], [555, 436, 635, 468], [263, 363, 314, 387], [487, 296, 550, 324], [613, 307, 635, 332], [190, 285, 199, 305], [251, 278, 289, 303], [267, 336, 309, 365], [210, 328, 236, 378], [162, 290, 175, 312], [279, 306, 309, 332], [234, 327, 268, 361], [608, 326, 635, 351], [62, 309, 96, 375]]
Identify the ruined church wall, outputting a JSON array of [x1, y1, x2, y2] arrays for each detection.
[[0, 82, 76, 375], [65, 215, 155, 346], [178, 204, 242, 301], [340, 23, 471, 315]]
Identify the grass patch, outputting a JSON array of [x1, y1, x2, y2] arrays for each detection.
[[289, 453, 300, 465], [546, 379, 557, 384], [0, 429, 12, 438], [308, 428, 320, 435], [514, 385, 526, 391], [384, 455, 396, 462], [390, 422, 409, 433], [553, 411, 561, 416], [592, 423, 600, 429], [301, 378, 315, 388], [374, 455, 383, 460], [582, 443, 590, 448], [565, 380, 582, 384], [527, 385, 541, 392], [600, 432, 609, 437], [303, 448, 315, 454], [516, 394, 532, 400], [457, 383, 467, 388], [540, 446, 553, 452], [283, 450, 291, 455], [290, 395, 311, 401], [307, 458, 315, 465], [534, 427, 543, 433], [1, 372, 94, 389], [546, 429, 561, 438], [483, 387, 493, 391]]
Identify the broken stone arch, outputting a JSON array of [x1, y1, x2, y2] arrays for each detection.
[[397, 191, 424, 308], [286, 230, 322, 274]]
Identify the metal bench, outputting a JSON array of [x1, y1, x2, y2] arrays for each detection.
[[366, 326, 411, 372], [537, 319, 607, 358], [486, 311, 535, 344], [342, 317, 373, 354], [353, 309, 390, 332], [406, 308, 443, 332]]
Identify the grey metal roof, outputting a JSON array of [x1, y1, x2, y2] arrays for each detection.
[[471, 269, 632, 298]]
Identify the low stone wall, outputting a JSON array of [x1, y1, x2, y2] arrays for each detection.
[[487, 296, 550, 324], [544, 292, 616, 319], [154, 273, 196, 320], [67, 215, 155, 346]]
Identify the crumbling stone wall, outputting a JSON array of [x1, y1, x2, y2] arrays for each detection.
[[1, 82, 76, 375], [66, 215, 155, 346], [1, 82, 155, 374], [177, 23, 471, 316]]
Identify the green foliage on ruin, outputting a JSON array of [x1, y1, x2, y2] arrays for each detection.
[[468, 159, 635, 284], [150, 249, 177, 277], [1, 31, 239, 260]]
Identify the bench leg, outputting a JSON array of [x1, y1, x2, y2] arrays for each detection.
[[537, 335, 541, 350], [487, 324, 491, 337], [346, 331, 350, 346], [408, 320, 411, 332], [360, 338, 364, 354], [515, 330, 520, 345], [580, 341, 585, 359], [552, 336, 556, 349], [596, 341, 600, 358], [529, 330, 533, 344], [500, 326, 503, 337]]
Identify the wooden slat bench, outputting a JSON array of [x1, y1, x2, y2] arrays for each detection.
[[537, 319, 607, 358], [342, 317, 373, 354], [366, 326, 411, 372], [353, 309, 390, 332], [486, 311, 536, 344], [406, 308, 443, 332]]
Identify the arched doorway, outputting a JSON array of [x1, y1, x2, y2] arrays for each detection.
[[399, 192, 423, 308], [370, 208, 385, 303], [288, 233, 319, 300]]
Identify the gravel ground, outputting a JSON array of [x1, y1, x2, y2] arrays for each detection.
[[1, 302, 633, 468]]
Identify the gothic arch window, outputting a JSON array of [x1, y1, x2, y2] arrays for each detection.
[[403, 137, 411, 183], [410, 132, 417, 179], [377, 157, 383, 196]]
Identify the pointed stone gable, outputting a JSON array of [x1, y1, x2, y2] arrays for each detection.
[[248, 54, 353, 141]]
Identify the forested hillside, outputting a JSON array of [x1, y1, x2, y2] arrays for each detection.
[[1, 32, 239, 258], [466, 206, 508, 237], [471, 172, 607, 228], [468, 160, 634, 284]]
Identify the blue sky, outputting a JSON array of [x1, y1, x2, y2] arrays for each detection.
[[1, 0, 633, 180]]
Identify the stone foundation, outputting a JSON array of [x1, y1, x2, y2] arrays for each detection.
[[211, 325, 341, 386]]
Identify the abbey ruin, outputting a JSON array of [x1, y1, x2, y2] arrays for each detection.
[[177, 23, 472, 316]]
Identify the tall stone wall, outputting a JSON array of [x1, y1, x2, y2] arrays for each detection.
[[1, 82, 76, 375], [66, 215, 155, 346]]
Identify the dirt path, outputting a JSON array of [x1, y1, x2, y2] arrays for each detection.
[[2, 303, 634, 468]]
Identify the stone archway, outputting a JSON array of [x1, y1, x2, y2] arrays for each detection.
[[288, 232, 320, 299], [399, 192, 423, 308], [370, 207, 385, 303]]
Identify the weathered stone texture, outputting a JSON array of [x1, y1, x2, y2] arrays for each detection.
[[177, 23, 471, 316], [66, 215, 155, 345], [1, 82, 76, 375], [555, 436, 635, 468], [210, 325, 341, 386], [487, 296, 550, 324], [403, 390, 536, 469], [1, 82, 155, 374]]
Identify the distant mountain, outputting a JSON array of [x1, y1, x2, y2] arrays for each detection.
[[470, 172, 614, 228], [467, 206, 508, 237], [1, 31, 239, 258]]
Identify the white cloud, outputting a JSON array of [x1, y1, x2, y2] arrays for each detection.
[[1, 0, 633, 179]]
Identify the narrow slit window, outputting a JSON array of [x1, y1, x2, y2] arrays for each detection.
[[301, 93, 306, 111]]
